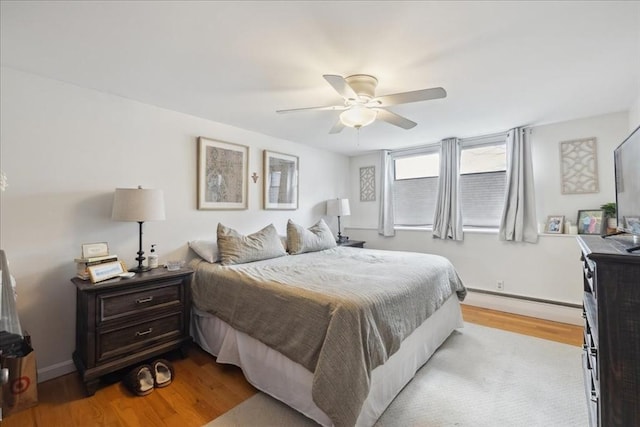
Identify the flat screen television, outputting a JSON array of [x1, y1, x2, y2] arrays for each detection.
[[614, 125, 640, 245]]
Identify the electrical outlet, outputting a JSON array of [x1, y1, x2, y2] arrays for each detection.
[[497, 280, 504, 291]]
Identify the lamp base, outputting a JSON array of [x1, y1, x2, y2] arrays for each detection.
[[129, 265, 151, 273]]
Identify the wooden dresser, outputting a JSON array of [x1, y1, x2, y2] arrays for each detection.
[[577, 235, 640, 427], [71, 267, 193, 395]]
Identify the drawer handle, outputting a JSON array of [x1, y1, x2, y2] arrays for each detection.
[[135, 328, 153, 337], [136, 296, 154, 304]]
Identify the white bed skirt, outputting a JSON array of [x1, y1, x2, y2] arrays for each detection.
[[192, 294, 463, 427]]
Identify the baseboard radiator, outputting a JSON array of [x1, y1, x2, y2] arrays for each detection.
[[463, 287, 583, 326]]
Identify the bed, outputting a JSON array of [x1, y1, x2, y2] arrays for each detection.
[[189, 226, 466, 427]]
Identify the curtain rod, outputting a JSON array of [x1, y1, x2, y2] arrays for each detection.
[[388, 126, 533, 155]]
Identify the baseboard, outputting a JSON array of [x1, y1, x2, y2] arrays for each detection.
[[37, 359, 76, 383], [463, 290, 583, 326]]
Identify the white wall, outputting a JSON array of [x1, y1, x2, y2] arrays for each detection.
[[0, 67, 350, 381], [346, 112, 630, 319], [630, 94, 640, 131]]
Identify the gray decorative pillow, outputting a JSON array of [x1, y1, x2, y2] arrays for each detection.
[[217, 223, 287, 265], [287, 219, 337, 255]]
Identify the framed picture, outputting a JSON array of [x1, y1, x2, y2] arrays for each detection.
[[545, 215, 564, 234], [559, 138, 599, 194], [197, 137, 249, 210], [88, 261, 125, 284], [81, 242, 109, 259], [263, 150, 299, 210], [624, 217, 640, 234], [577, 209, 605, 235]]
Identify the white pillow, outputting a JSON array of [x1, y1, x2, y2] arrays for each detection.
[[287, 219, 337, 255], [188, 240, 219, 263], [217, 223, 287, 265]]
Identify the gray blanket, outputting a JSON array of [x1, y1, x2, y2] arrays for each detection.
[[190, 247, 466, 426]]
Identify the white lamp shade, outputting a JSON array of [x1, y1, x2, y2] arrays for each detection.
[[326, 198, 351, 216], [112, 187, 166, 222], [340, 105, 377, 128]]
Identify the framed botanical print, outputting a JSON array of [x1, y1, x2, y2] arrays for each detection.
[[197, 137, 248, 210], [263, 150, 298, 210]]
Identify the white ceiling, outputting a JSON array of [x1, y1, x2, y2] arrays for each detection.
[[1, 1, 639, 156]]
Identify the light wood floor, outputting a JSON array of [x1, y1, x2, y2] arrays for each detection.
[[2, 305, 583, 427]]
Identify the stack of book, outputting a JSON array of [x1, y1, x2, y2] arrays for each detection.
[[75, 254, 118, 280]]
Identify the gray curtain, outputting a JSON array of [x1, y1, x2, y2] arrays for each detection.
[[433, 138, 463, 240], [378, 150, 396, 236], [499, 127, 538, 243]]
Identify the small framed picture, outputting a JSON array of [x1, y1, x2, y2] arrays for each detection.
[[88, 261, 125, 284], [545, 215, 565, 234], [577, 209, 605, 235], [624, 217, 640, 234], [81, 242, 109, 259]]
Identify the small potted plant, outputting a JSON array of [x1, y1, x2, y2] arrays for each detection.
[[600, 202, 617, 229]]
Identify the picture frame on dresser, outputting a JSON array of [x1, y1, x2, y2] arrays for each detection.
[[577, 209, 605, 235]]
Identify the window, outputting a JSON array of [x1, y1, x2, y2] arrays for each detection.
[[460, 143, 506, 228], [391, 137, 507, 229], [393, 149, 439, 226]]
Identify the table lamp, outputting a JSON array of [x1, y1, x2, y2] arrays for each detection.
[[112, 186, 165, 272], [326, 198, 351, 243]]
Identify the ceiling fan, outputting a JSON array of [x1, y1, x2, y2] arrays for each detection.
[[276, 74, 447, 134]]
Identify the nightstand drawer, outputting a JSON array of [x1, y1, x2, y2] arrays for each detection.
[[99, 280, 183, 322], [97, 312, 182, 362]]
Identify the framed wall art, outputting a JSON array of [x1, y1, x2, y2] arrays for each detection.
[[560, 138, 599, 194], [360, 166, 376, 202], [197, 137, 248, 210], [263, 150, 298, 210], [577, 209, 605, 235]]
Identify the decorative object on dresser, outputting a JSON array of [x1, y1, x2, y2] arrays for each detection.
[[326, 198, 351, 243], [577, 209, 605, 236], [197, 137, 249, 210], [111, 186, 166, 272], [71, 267, 193, 396], [337, 239, 365, 248], [577, 235, 640, 427], [263, 150, 299, 210]]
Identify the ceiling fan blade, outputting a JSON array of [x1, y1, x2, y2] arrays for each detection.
[[276, 105, 346, 114], [329, 119, 345, 134], [375, 109, 417, 129], [323, 74, 358, 100], [373, 87, 447, 107]]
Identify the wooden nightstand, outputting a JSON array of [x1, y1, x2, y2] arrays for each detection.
[[337, 240, 366, 248], [71, 267, 193, 396]]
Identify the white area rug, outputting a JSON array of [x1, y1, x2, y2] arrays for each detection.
[[205, 323, 587, 426]]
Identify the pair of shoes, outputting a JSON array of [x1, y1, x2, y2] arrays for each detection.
[[124, 359, 174, 396], [152, 359, 174, 388]]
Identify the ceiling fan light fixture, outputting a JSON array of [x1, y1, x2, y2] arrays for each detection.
[[340, 105, 377, 129]]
